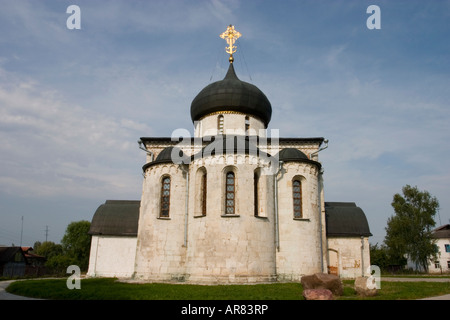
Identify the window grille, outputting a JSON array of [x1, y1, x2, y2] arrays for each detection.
[[201, 172, 207, 216], [160, 176, 171, 217], [293, 179, 302, 218], [254, 172, 259, 216], [225, 172, 235, 214]]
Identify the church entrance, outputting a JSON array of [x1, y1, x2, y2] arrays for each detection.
[[327, 249, 339, 276]]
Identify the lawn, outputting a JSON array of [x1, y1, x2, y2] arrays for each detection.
[[6, 278, 304, 300], [340, 279, 450, 300], [5, 277, 450, 300]]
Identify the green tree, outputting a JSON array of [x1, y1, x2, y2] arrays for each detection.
[[61, 220, 91, 271], [34, 241, 64, 260], [45, 254, 77, 272], [384, 185, 439, 272], [369, 243, 389, 270]]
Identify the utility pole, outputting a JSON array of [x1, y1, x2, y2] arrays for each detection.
[[45, 225, 49, 242]]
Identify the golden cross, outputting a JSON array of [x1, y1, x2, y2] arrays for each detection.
[[220, 25, 241, 63]]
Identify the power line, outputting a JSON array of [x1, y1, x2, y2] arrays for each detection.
[[0, 226, 19, 238]]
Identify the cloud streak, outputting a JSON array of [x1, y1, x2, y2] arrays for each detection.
[[0, 67, 147, 200]]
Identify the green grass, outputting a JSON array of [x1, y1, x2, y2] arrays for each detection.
[[5, 278, 450, 300], [339, 280, 450, 300], [5, 278, 304, 300]]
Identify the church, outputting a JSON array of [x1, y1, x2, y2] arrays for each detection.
[[87, 26, 372, 283]]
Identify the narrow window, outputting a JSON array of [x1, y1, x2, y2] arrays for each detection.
[[254, 172, 259, 216], [160, 176, 171, 217], [445, 244, 450, 253], [245, 116, 250, 135], [293, 179, 302, 218], [225, 172, 235, 214], [218, 115, 224, 134], [201, 172, 207, 216]]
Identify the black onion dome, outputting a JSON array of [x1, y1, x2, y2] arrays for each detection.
[[276, 148, 322, 169], [142, 146, 188, 171], [155, 146, 182, 162], [190, 63, 272, 127]]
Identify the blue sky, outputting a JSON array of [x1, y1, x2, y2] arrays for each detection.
[[0, 0, 449, 247]]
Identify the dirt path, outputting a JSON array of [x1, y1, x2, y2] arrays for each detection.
[[0, 280, 42, 300]]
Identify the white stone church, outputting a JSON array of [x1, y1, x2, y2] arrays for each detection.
[[87, 26, 372, 283]]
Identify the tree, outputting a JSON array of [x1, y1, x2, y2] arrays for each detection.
[[384, 185, 439, 272], [369, 243, 389, 270], [34, 241, 64, 260], [61, 220, 91, 271]]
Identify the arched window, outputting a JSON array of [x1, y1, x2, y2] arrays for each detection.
[[225, 171, 235, 214], [201, 171, 207, 216], [254, 171, 259, 217], [245, 116, 250, 135], [160, 176, 171, 217], [292, 179, 302, 218], [218, 115, 224, 134]]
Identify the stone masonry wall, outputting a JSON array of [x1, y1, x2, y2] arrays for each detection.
[[87, 235, 137, 278]]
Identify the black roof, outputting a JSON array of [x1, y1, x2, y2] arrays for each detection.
[[140, 137, 325, 145], [88, 200, 371, 238], [88, 200, 140, 236], [140, 139, 324, 171], [325, 202, 372, 237], [278, 148, 308, 161], [142, 146, 190, 171], [276, 148, 321, 169], [432, 224, 450, 239], [194, 135, 268, 159], [0, 247, 26, 263], [190, 63, 272, 127]]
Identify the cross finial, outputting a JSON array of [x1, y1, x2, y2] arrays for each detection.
[[220, 25, 241, 63]]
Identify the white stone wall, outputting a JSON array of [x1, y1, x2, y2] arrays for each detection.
[[131, 110, 370, 283], [134, 163, 188, 281], [185, 157, 276, 283], [87, 235, 137, 278], [275, 162, 324, 281], [327, 236, 371, 279], [134, 136, 332, 283], [134, 151, 281, 283], [195, 113, 266, 137]]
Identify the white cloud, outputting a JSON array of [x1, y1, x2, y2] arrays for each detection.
[[0, 67, 148, 199]]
